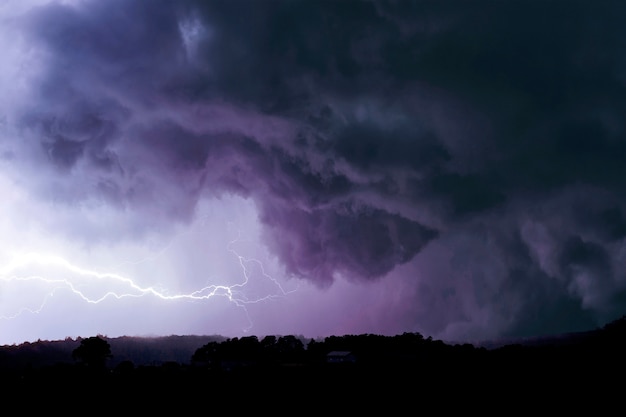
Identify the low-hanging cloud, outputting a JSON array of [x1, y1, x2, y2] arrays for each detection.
[[3, 0, 626, 341]]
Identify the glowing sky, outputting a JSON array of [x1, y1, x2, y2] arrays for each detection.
[[2, 0, 626, 346]]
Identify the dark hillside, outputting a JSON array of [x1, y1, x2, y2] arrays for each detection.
[[2, 319, 626, 412]]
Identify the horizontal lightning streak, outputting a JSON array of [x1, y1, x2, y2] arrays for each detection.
[[0, 231, 297, 333]]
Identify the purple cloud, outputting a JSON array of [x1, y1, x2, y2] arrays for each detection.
[[2, 0, 626, 345]]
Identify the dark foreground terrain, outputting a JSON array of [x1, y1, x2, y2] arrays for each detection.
[[3, 318, 626, 411]]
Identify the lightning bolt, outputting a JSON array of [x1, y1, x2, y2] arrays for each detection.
[[0, 224, 298, 335]]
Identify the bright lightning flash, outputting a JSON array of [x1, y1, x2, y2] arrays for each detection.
[[0, 232, 298, 335]]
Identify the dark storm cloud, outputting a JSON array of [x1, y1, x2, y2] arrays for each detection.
[[7, 0, 626, 339], [260, 199, 437, 287]]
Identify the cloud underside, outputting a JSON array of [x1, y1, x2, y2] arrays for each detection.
[[3, 0, 626, 339]]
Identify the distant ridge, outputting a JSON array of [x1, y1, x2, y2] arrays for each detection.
[[0, 334, 226, 369], [477, 314, 626, 349], [475, 329, 597, 350], [3, 315, 626, 369]]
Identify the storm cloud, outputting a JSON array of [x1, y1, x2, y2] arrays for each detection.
[[2, 0, 626, 342]]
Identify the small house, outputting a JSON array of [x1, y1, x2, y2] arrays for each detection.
[[326, 351, 357, 364]]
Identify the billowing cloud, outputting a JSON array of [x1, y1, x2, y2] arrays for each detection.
[[2, 0, 626, 345]]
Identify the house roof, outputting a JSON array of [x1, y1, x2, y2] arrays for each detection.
[[326, 351, 353, 357]]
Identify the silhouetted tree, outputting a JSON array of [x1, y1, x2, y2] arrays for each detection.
[[72, 336, 112, 371], [276, 335, 305, 362], [306, 338, 326, 362], [191, 341, 221, 367], [235, 335, 262, 361], [260, 335, 278, 363]]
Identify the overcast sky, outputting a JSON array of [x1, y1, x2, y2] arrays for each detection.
[[1, 0, 626, 346]]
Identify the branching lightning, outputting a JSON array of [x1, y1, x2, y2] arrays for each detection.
[[0, 225, 298, 335]]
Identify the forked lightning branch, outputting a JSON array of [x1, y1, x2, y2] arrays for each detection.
[[0, 239, 296, 328]]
